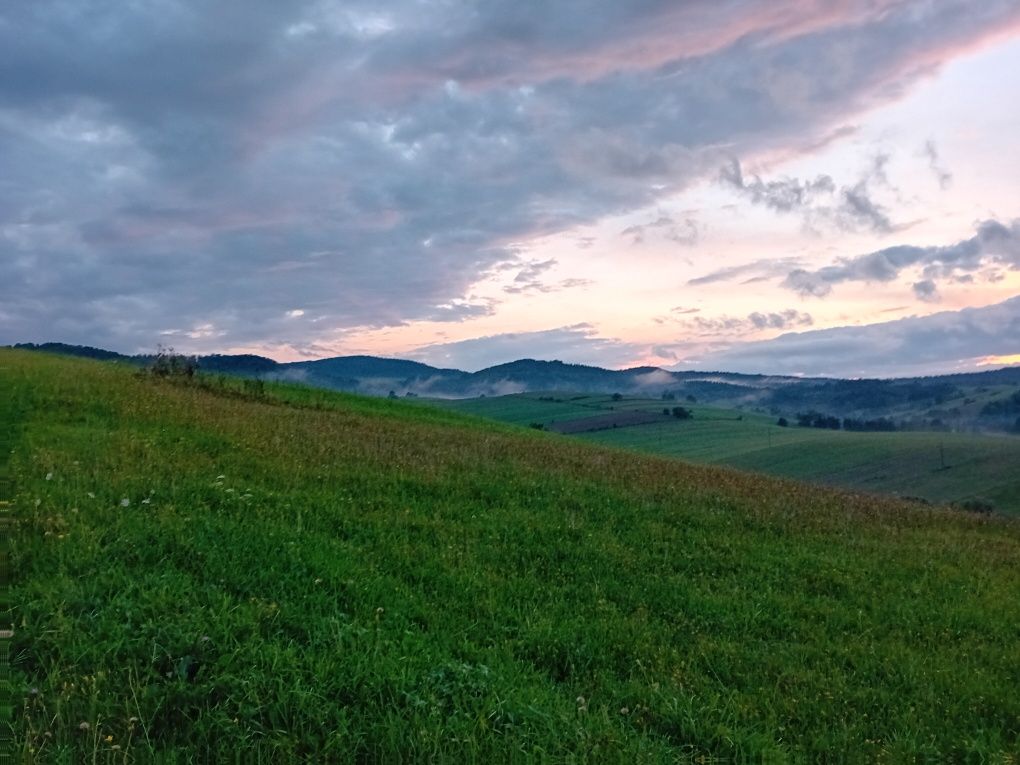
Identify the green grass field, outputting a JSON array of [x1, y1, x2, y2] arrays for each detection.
[[436, 393, 1020, 514], [6, 350, 1020, 760]]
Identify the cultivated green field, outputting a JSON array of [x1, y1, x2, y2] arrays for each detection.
[[7, 350, 1020, 760], [436, 393, 1020, 513]]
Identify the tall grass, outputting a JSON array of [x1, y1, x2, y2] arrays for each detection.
[[6, 350, 1020, 761]]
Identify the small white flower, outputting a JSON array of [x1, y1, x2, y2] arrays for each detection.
[[141, 498, 151, 505], [34, 498, 41, 507], [216, 475, 225, 480], [87, 492, 96, 499], [120, 498, 130, 507], [45, 472, 53, 481]]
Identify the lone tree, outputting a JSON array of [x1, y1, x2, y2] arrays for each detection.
[[671, 406, 692, 420]]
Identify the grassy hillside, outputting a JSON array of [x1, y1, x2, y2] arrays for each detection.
[[437, 393, 1020, 513], [6, 350, 1020, 761]]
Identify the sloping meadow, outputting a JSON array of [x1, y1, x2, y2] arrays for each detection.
[[6, 350, 1019, 761]]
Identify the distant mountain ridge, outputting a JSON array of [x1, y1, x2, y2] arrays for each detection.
[[8, 342, 808, 397], [9, 342, 1020, 430]]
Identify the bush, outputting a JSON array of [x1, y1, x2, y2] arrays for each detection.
[[958, 498, 995, 514], [146, 345, 197, 378]]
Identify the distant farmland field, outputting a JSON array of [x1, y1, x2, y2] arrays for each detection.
[[435, 393, 1020, 513]]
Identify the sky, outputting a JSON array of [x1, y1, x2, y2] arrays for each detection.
[[2, 0, 1019, 377]]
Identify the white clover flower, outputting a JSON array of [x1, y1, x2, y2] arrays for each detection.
[[120, 498, 130, 507], [45, 472, 53, 481]]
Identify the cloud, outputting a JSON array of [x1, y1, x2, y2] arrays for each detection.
[[748, 310, 815, 330], [688, 257, 805, 286], [621, 214, 700, 246], [719, 159, 835, 213], [781, 218, 1020, 297], [680, 309, 814, 335], [501, 258, 592, 294], [912, 279, 939, 302], [692, 296, 1020, 377], [720, 154, 895, 233], [407, 324, 640, 371], [922, 139, 953, 189], [504, 258, 557, 293], [424, 299, 498, 321], [2, 1, 1019, 352], [836, 177, 893, 233], [652, 305, 702, 325]]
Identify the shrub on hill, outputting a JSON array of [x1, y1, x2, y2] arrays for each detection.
[[145, 345, 197, 378], [957, 498, 996, 514]]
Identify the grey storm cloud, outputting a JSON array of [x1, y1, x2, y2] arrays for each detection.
[[2, 0, 1019, 352], [693, 295, 1020, 378], [782, 218, 1020, 297]]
